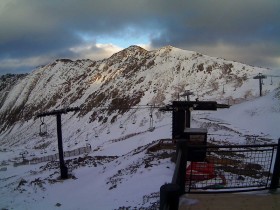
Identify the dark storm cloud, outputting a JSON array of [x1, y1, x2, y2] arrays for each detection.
[[150, 0, 280, 68], [0, 0, 163, 65], [0, 0, 280, 75], [151, 0, 280, 45]]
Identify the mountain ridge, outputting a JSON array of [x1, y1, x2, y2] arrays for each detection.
[[0, 45, 278, 142]]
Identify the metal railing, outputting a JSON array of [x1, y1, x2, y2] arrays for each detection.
[[186, 143, 279, 193], [160, 138, 280, 210]]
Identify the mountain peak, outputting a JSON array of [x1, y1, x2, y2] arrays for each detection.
[[125, 45, 147, 52], [109, 45, 147, 60]]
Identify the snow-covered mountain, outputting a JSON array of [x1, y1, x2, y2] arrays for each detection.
[[0, 45, 280, 209], [0, 45, 278, 144]]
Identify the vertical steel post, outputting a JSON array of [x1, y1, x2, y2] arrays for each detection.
[[172, 103, 185, 139], [175, 140, 187, 195], [270, 138, 280, 190], [259, 74, 263, 96], [185, 109, 191, 128], [56, 113, 68, 179], [253, 73, 266, 97], [160, 184, 180, 210]]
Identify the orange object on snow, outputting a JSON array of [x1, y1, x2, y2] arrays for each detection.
[[186, 162, 216, 181]]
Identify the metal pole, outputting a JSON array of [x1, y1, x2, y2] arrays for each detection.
[[185, 109, 191, 128], [259, 74, 262, 96], [160, 183, 180, 210], [270, 138, 280, 190], [56, 113, 68, 179], [253, 73, 266, 97]]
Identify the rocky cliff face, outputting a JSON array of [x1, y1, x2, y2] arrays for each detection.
[[0, 45, 277, 145]]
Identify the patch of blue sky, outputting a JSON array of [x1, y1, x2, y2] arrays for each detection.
[[97, 35, 150, 48]]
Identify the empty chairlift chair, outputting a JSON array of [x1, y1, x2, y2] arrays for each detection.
[[39, 117, 47, 137]]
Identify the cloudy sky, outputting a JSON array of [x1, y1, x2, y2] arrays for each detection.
[[1, 0, 280, 75]]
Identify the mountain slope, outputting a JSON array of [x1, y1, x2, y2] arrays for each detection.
[[205, 87, 280, 140], [0, 45, 278, 140], [0, 88, 280, 209], [0, 45, 280, 209]]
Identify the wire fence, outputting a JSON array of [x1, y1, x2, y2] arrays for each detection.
[[29, 145, 91, 165], [160, 141, 280, 210], [185, 144, 278, 193]]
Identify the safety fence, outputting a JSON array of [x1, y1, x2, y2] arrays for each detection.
[[160, 139, 280, 210], [29, 145, 91, 164], [186, 144, 278, 193]]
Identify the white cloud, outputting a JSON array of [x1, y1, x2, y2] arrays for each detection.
[[69, 43, 123, 60], [191, 42, 280, 69], [0, 56, 51, 69]]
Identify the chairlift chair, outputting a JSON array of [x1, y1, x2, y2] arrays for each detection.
[[149, 111, 155, 132], [93, 127, 99, 137], [39, 117, 47, 136], [131, 115, 136, 124]]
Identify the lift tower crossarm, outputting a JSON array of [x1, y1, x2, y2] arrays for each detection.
[[36, 107, 80, 118]]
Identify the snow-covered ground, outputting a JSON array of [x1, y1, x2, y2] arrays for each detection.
[[0, 113, 175, 210], [1, 89, 280, 209], [195, 89, 280, 145]]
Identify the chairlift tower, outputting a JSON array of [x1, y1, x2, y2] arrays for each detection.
[[36, 107, 80, 179], [253, 73, 267, 96], [181, 90, 194, 101], [160, 101, 230, 139]]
